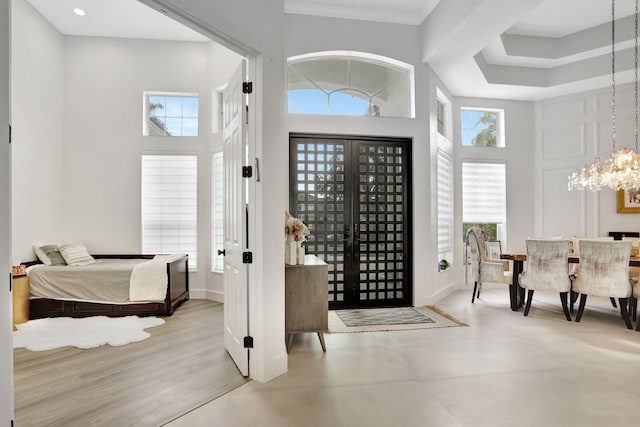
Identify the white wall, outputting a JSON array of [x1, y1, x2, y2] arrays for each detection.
[[61, 36, 240, 299], [284, 14, 448, 306], [0, 0, 12, 422], [61, 36, 213, 292], [11, 0, 65, 264], [535, 83, 640, 238], [454, 97, 536, 255]]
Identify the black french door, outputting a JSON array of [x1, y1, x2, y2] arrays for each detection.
[[290, 133, 412, 309]]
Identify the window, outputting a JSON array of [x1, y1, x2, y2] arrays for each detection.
[[288, 51, 414, 118], [211, 152, 224, 273], [461, 108, 504, 147], [462, 162, 506, 242], [143, 92, 199, 136], [437, 99, 445, 135], [437, 150, 452, 258], [142, 155, 197, 270]]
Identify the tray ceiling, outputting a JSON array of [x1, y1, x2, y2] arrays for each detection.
[[26, 0, 640, 100]]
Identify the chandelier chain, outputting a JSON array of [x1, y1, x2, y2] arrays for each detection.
[[612, 0, 616, 152], [634, 0, 638, 153]]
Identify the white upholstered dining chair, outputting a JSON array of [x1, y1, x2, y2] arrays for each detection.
[[570, 236, 614, 264], [465, 227, 512, 303], [519, 238, 572, 321], [572, 240, 633, 329], [570, 236, 617, 309]]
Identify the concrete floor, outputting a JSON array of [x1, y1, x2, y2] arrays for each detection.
[[165, 288, 640, 427]]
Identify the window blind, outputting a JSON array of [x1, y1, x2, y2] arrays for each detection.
[[142, 155, 197, 270], [462, 162, 506, 224], [437, 150, 452, 253], [211, 152, 224, 273]]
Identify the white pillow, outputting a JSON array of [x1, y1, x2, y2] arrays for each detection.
[[58, 243, 96, 266], [33, 243, 66, 266]]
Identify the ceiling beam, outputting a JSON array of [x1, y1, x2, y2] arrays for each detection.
[[474, 45, 637, 88], [420, 0, 545, 63], [502, 15, 635, 60]]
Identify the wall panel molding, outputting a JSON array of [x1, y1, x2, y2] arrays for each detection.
[[595, 116, 635, 156], [541, 98, 585, 120], [541, 166, 586, 237], [594, 89, 634, 113], [541, 123, 585, 160]]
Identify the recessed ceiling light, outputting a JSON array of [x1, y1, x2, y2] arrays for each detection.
[[73, 8, 86, 16]]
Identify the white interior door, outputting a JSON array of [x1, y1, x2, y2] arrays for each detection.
[[0, 0, 13, 420], [222, 60, 249, 376]]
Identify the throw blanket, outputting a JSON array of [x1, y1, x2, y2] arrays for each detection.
[[129, 254, 185, 301]]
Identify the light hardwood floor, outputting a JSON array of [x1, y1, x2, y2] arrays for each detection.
[[14, 299, 247, 427]]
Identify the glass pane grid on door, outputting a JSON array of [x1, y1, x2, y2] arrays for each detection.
[[356, 145, 406, 303], [290, 135, 411, 309], [294, 141, 347, 303]]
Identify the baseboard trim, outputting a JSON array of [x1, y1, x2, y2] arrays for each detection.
[[188, 289, 207, 300], [205, 289, 224, 303], [188, 289, 223, 303], [423, 282, 458, 306]]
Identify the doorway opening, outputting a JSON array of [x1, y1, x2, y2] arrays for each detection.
[[9, 0, 259, 422], [289, 133, 413, 309]]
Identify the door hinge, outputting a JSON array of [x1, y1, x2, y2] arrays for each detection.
[[242, 166, 252, 178], [243, 335, 254, 348], [9, 273, 12, 292], [243, 81, 253, 94], [9, 124, 11, 144], [242, 251, 253, 264]]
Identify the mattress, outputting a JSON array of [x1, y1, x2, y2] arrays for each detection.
[[27, 258, 147, 304]]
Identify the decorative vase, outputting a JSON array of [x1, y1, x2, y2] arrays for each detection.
[[296, 242, 305, 265], [285, 237, 297, 265]]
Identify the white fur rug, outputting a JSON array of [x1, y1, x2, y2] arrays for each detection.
[[13, 315, 165, 351]]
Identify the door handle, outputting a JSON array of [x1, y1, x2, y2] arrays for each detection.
[[218, 249, 226, 256], [353, 223, 361, 242]]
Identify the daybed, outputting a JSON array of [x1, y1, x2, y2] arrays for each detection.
[[24, 253, 189, 319]]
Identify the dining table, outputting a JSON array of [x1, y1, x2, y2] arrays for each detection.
[[500, 253, 640, 311]]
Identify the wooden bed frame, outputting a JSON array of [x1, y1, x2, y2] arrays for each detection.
[[25, 254, 189, 319]]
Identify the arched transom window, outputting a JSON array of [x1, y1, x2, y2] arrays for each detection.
[[287, 51, 414, 118]]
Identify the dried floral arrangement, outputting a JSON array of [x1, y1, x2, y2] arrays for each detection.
[[284, 211, 310, 242]]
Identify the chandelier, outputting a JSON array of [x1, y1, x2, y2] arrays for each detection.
[[568, 0, 640, 191]]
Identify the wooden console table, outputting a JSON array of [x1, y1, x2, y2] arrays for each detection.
[[285, 255, 328, 352]]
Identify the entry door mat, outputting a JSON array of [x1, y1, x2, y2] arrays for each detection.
[[329, 306, 466, 333]]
